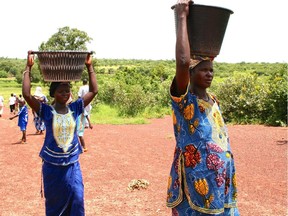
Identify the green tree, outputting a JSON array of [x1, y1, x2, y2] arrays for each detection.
[[35, 26, 93, 83], [39, 26, 92, 51]]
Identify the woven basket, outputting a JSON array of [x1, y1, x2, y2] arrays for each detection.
[[32, 51, 92, 82], [172, 4, 233, 57]]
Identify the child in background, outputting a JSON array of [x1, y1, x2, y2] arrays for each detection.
[[14, 94, 19, 113], [9, 99, 28, 144], [18, 94, 25, 110], [0, 95, 4, 117], [8, 93, 16, 114], [76, 109, 93, 152]]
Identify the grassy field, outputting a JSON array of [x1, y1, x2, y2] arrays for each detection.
[[0, 79, 50, 109], [0, 79, 162, 124], [0, 78, 22, 103], [91, 104, 150, 124]]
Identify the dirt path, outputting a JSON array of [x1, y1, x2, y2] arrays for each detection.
[[0, 110, 287, 216]]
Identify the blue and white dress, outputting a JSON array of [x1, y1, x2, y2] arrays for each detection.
[[33, 96, 48, 132], [39, 98, 85, 216], [18, 105, 28, 131]]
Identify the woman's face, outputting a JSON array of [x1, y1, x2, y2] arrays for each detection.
[[190, 61, 214, 89], [54, 84, 71, 104]]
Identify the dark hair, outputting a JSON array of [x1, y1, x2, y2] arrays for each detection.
[[83, 79, 88, 85], [49, 82, 71, 97]]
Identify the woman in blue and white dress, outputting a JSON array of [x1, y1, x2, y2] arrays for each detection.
[[22, 51, 98, 216]]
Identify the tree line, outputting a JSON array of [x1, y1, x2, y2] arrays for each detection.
[[0, 26, 286, 126], [0, 57, 286, 126]]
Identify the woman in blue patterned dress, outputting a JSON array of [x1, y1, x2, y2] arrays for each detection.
[[33, 86, 48, 135], [22, 51, 98, 216], [166, 1, 239, 215]]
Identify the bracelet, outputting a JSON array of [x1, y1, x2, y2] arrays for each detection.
[[23, 70, 30, 75]]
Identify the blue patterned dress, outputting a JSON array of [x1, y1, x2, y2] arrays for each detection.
[[33, 96, 48, 132], [39, 98, 85, 216], [18, 105, 28, 131], [167, 84, 239, 216]]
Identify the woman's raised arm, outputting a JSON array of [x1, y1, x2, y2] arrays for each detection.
[[22, 51, 41, 112], [82, 53, 98, 107]]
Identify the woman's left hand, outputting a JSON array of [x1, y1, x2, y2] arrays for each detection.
[[85, 53, 93, 67]]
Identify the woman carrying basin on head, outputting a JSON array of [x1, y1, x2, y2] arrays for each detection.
[[167, 1, 239, 215], [22, 51, 98, 215]]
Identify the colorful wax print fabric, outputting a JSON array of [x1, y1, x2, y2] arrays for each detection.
[[167, 85, 239, 215]]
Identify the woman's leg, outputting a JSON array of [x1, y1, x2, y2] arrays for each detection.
[[0, 105, 3, 117], [70, 162, 85, 215], [79, 136, 87, 151], [43, 162, 85, 216], [22, 130, 26, 142]]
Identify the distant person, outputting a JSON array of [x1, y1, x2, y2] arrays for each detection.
[[33, 86, 48, 135], [78, 79, 92, 127], [76, 109, 93, 152], [0, 95, 4, 117], [14, 94, 19, 112], [9, 99, 28, 144], [22, 51, 98, 215], [166, 1, 239, 215], [8, 93, 16, 114], [18, 94, 25, 110], [66, 92, 74, 105]]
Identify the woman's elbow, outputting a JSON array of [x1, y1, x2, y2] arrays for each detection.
[[91, 89, 98, 97], [177, 55, 190, 68]]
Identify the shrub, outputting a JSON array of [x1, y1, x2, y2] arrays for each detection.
[[262, 64, 287, 126], [214, 67, 287, 126], [114, 84, 147, 117], [214, 73, 269, 124], [0, 70, 8, 78]]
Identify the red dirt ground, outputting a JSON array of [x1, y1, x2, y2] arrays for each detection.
[[0, 109, 287, 216]]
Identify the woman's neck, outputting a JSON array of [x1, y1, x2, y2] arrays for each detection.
[[190, 86, 207, 99], [53, 102, 68, 114], [190, 86, 213, 104]]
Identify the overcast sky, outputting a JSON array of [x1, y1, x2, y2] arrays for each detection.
[[0, 0, 287, 63]]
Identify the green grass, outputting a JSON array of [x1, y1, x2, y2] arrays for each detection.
[[0, 78, 167, 125], [0, 79, 50, 105], [91, 104, 150, 124], [0, 78, 22, 102]]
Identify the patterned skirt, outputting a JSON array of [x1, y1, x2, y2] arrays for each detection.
[[172, 195, 240, 216], [34, 116, 46, 131]]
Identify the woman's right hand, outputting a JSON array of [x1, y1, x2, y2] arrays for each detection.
[[175, 0, 193, 17]]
